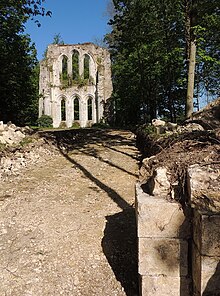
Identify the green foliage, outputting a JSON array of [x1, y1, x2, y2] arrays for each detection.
[[43, 33, 64, 60], [84, 55, 90, 80], [75, 74, 89, 87], [92, 122, 110, 129], [106, 0, 220, 125], [52, 33, 64, 45], [72, 50, 79, 80], [60, 74, 94, 89], [0, 0, 51, 126], [71, 122, 80, 129], [193, 1, 220, 98], [61, 55, 68, 83], [141, 125, 156, 135], [106, 0, 186, 125], [37, 115, 53, 128]]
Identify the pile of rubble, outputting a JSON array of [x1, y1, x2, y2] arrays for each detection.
[[152, 118, 210, 135], [0, 122, 57, 180], [151, 98, 220, 135], [0, 121, 33, 145]]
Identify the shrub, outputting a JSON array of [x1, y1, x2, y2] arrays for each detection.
[[72, 122, 80, 129], [92, 122, 110, 129], [37, 115, 53, 128]]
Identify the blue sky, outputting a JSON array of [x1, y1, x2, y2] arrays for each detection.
[[25, 0, 110, 60]]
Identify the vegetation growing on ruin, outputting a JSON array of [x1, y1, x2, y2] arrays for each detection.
[[37, 115, 53, 128], [60, 73, 94, 89]]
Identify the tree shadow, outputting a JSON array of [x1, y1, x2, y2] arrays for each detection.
[[39, 128, 136, 152], [77, 148, 138, 177], [58, 150, 139, 295], [102, 208, 139, 296], [45, 129, 139, 295], [39, 129, 138, 177], [59, 149, 130, 210], [103, 144, 139, 161]]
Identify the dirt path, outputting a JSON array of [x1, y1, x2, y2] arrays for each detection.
[[0, 129, 139, 296]]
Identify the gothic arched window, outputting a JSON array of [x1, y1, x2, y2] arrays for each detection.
[[84, 54, 90, 80], [74, 97, 80, 120], [87, 97, 93, 121], [72, 50, 79, 80], [61, 97, 66, 121], [62, 55, 68, 81]]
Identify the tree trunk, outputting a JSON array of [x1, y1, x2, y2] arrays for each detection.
[[185, 0, 192, 61], [186, 39, 196, 119], [185, 0, 197, 119]]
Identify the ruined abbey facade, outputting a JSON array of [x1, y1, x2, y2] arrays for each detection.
[[39, 43, 112, 128]]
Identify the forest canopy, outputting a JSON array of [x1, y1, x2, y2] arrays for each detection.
[[105, 0, 220, 125], [0, 0, 51, 125]]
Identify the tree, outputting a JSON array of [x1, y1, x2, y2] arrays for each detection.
[[43, 33, 65, 59], [106, 0, 185, 125], [52, 33, 64, 45], [185, 0, 197, 119], [185, 0, 220, 117], [0, 0, 51, 125], [106, 0, 220, 125], [194, 0, 220, 103]]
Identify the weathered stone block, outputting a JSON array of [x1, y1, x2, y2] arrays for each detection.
[[193, 210, 202, 252], [193, 210, 220, 257], [192, 240, 220, 295], [140, 275, 190, 296], [188, 164, 220, 212], [136, 183, 190, 239], [139, 237, 188, 277], [192, 242, 201, 294]]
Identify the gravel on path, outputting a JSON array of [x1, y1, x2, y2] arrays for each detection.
[[0, 129, 139, 296]]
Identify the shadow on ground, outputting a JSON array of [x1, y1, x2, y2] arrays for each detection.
[[102, 208, 139, 296], [39, 128, 139, 295], [39, 128, 136, 152]]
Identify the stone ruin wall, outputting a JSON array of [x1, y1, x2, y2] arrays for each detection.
[[136, 161, 220, 295], [39, 43, 113, 128]]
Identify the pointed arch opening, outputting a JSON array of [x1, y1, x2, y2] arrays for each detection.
[[87, 96, 93, 121], [84, 54, 90, 80], [61, 97, 66, 121], [62, 55, 68, 79], [74, 96, 80, 121], [72, 50, 79, 80]]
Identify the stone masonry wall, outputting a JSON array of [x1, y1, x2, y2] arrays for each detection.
[[189, 165, 220, 296], [136, 161, 220, 296], [39, 43, 112, 128]]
